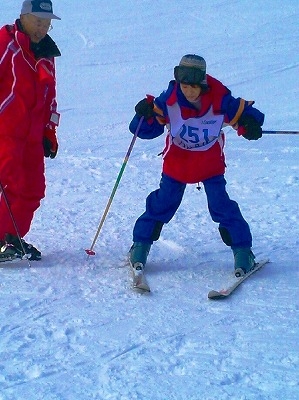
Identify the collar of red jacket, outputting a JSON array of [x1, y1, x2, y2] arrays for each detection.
[[165, 80, 211, 118], [165, 77, 228, 118], [11, 19, 61, 59]]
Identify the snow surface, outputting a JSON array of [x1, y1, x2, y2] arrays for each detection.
[[1, 1, 299, 399]]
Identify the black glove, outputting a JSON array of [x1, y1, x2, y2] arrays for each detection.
[[238, 114, 262, 140], [135, 98, 154, 119], [43, 127, 58, 159]]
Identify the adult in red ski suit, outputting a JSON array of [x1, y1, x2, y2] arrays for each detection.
[[0, 0, 61, 261]]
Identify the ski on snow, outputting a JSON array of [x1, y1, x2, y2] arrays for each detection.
[[0, 248, 31, 267], [129, 259, 269, 296], [208, 259, 270, 300], [129, 261, 150, 293], [0, 256, 19, 264], [0, 258, 29, 268]]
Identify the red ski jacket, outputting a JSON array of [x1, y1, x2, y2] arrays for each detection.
[[0, 21, 60, 143]]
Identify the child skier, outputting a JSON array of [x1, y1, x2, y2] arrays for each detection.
[[129, 54, 264, 278]]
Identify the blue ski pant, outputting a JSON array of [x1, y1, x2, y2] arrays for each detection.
[[133, 173, 252, 248]]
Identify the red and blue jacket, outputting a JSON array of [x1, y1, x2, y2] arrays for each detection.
[[129, 76, 264, 183]]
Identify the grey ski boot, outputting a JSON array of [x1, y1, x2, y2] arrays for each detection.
[[233, 248, 255, 277], [129, 242, 151, 269], [129, 242, 151, 292]]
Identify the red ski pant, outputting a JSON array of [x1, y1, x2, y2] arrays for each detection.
[[0, 136, 45, 240]]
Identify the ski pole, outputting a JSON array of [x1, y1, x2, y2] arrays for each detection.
[[262, 130, 299, 134], [85, 116, 145, 256], [0, 181, 31, 266]]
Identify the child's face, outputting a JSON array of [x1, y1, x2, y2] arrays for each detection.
[[180, 84, 202, 102]]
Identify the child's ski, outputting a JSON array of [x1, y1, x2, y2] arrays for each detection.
[[208, 259, 269, 300], [130, 262, 151, 293]]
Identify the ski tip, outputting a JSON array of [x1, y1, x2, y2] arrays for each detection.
[[85, 249, 96, 256], [133, 285, 151, 294], [208, 290, 227, 300]]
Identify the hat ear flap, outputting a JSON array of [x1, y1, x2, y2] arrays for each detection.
[[174, 66, 179, 81]]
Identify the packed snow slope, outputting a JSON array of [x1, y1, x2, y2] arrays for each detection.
[[0, 1, 298, 399]]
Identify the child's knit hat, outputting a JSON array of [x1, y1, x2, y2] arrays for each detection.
[[174, 54, 207, 87]]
